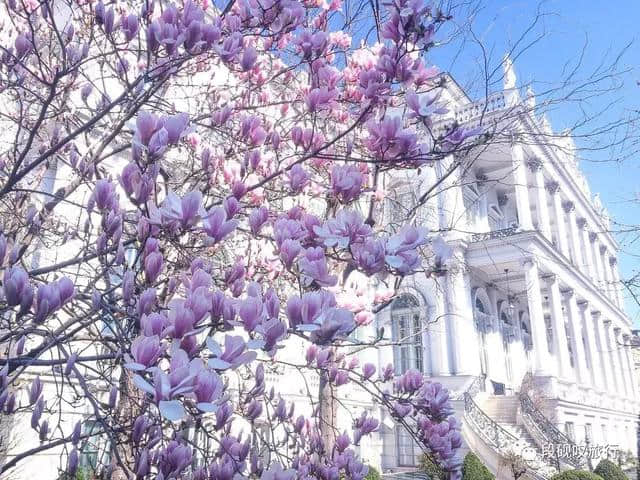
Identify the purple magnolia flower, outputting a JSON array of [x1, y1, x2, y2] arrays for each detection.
[[279, 238, 301, 269], [141, 313, 167, 336], [246, 399, 262, 421], [362, 363, 376, 380], [352, 238, 386, 275], [3, 266, 33, 312], [261, 463, 296, 480], [241, 46, 258, 71], [395, 369, 424, 394], [122, 13, 139, 41], [330, 165, 364, 203], [406, 89, 447, 120], [122, 270, 135, 303], [148, 128, 169, 158], [288, 164, 309, 193], [260, 318, 286, 352], [14, 33, 32, 58], [208, 335, 256, 369], [144, 251, 163, 283], [309, 307, 355, 344], [137, 288, 157, 317], [160, 191, 204, 229], [167, 302, 196, 339], [162, 113, 190, 144], [313, 210, 372, 249], [305, 87, 336, 112], [129, 335, 163, 369], [135, 111, 161, 146], [365, 116, 419, 162], [203, 207, 238, 243], [94, 179, 117, 211], [385, 226, 428, 274], [298, 247, 337, 287], [239, 296, 264, 333], [353, 412, 379, 445], [34, 278, 74, 323], [285, 290, 335, 328], [223, 196, 240, 218], [194, 369, 223, 405]]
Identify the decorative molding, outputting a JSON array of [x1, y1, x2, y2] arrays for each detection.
[[527, 158, 543, 172], [562, 200, 575, 213], [546, 181, 561, 194]]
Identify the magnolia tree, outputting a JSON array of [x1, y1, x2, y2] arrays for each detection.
[[0, 0, 484, 479]]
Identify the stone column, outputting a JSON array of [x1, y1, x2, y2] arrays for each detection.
[[563, 289, 588, 385], [548, 182, 570, 258], [546, 275, 572, 380], [578, 220, 595, 280], [622, 334, 639, 399], [563, 201, 582, 268], [430, 279, 452, 376], [603, 321, 622, 394], [445, 248, 481, 376], [613, 328, 630, 398], [528, 159, 551, 239], [599, 245, 611, 297], [609, 257, 624, 308], [511, 144, 533, 230], [523, 259, 552, 376], [436, 155, 466, 238], [579, 301, 601, 389], [593, 312, 614, 391], [590, 234, 604, 287]]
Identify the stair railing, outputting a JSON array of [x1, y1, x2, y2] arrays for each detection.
[[463, 390, 518, 451], [518, 392, 584, 468]]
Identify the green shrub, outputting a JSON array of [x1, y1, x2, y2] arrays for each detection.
[[462, 452, 494, 480], [365, 466, 380, 480], [550, 470, 604, 480], [418, 453, 446, 480], [594, 459, 628, 480]]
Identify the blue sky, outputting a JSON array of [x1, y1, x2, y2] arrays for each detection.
[[428, 0, 640, 325]]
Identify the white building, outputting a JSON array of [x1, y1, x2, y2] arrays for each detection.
[[369, 61, 639, 478], [2, 58, 637, 480]]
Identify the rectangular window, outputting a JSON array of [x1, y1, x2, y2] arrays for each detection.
[[564, 422, 575, 442], [585, 423, 593, 444], [393, 310, 424, 373], [396, 426, 419, 466]]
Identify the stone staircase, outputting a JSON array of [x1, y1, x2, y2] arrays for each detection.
[[465, 395, 559, 479]]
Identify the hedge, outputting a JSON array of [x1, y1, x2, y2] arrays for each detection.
[[550, 470, 604, 480], [462, 452, 495, 480], [594, 459, 628, 480]]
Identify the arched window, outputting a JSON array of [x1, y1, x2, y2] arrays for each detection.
[[392, 294, 424, 373], [476, 297, 486, 314]]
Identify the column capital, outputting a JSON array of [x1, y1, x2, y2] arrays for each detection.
[[561, 288, 575, 299], [589, 232, 597, 243], [542, 273, 558, 285], [521, 257, 538, 269], [599, 245, 607, 254], [497, 192, 509, 207], [546, 181, 561, 194], [562, 200, 575, 213], [609, 256, 618, 266], [577, 299, 589, 311], [591, 310, 602, 319], [577, 217, 587, 229], [527, 158, 543, 172]]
